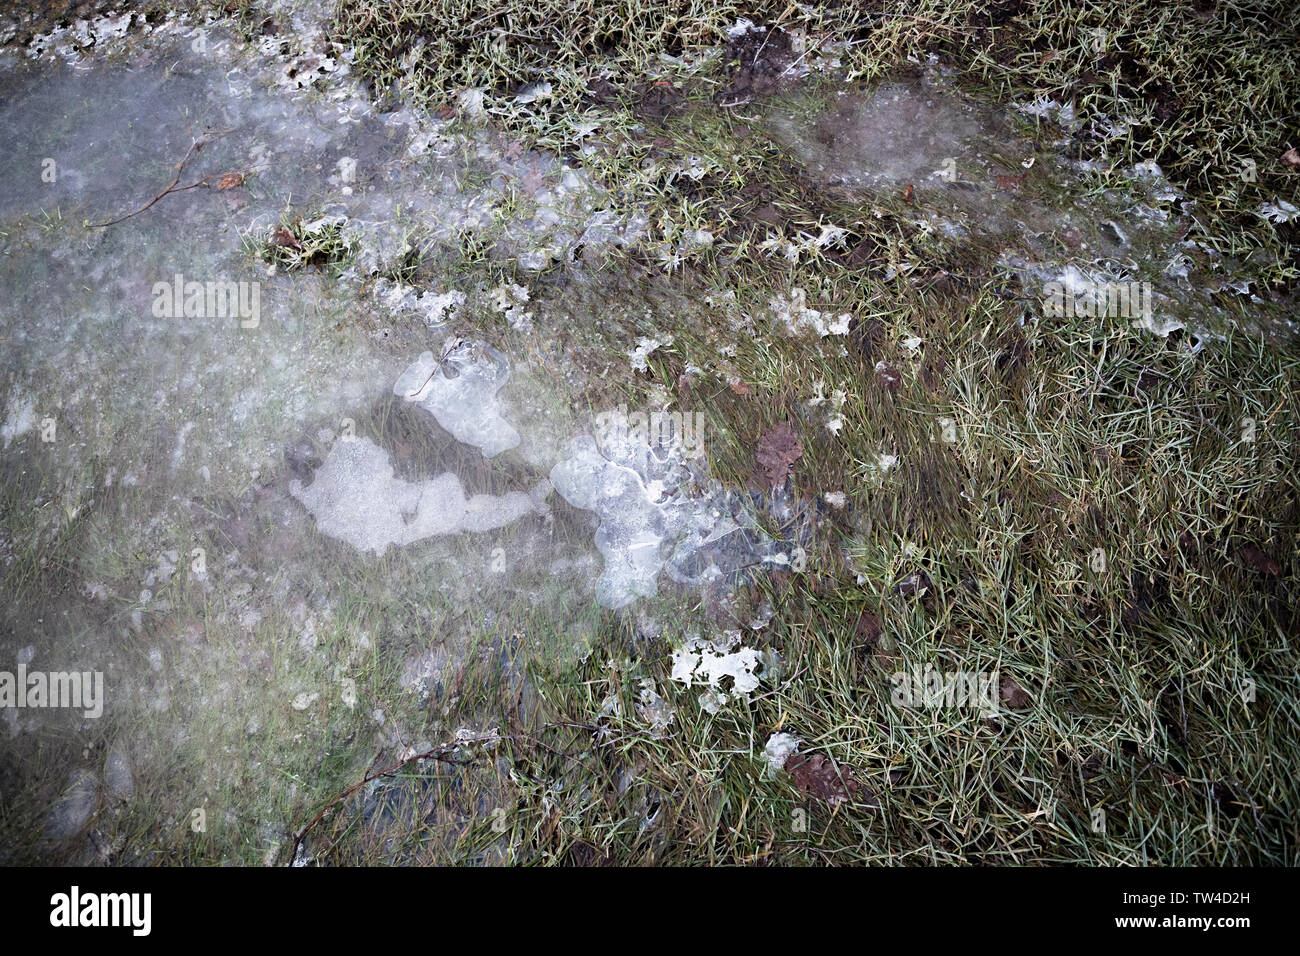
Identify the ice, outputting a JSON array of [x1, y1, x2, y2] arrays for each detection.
[[550, 436, 671, 608], [290, 436, 549, 554], [550, 423, 792, 610], [393, 340, 522, 458]]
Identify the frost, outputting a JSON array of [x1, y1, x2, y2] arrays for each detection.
[[549, 428, 786, 609], [727, 18, 765, 38], [514, 82, 552, 105], [1, 391, 36, 449], [764, 732, 801, 772], [290, 437, 549, 554], [393, 340, 522, 458], [1258, 199, 1300, 224], [629, 335, 671, 372], [670, 634, 762, 698], [421, 289, 466, 327], [769, 289, 851, 337], [637, 679, 675, 734], [490, 283, 534, 332]]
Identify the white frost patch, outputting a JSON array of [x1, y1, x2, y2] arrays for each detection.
[[769, 288, 851, 337], [763, 732, 801, 772], [629, 335, 671, 372], [1, 391, 36, 449], [1015, 94, 1075, 129], [1258, 199, 1300, 224], [727, 19, 765, 38], [290, 437, 548, 554], [421, 289, 466, 327], [809, 379, 849, 434], [490, 283, 534, 332], [394, 340, 522, 458], [670, 634, 763, 707]]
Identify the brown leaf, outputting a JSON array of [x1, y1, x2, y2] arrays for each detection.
[[854, 608, 882, 649], [729, 380, 751, 395], [755, 423, 802, 487], [784, 753, 872, 807], [874, 361, 901, 394], [902, 183, 915, 204], [436, 105, 456, 120], [217, 172, 244, 191], [1239, 543, 1281, 576], [270, 226, 302, 250], [1282, 148, 1300, 169], [1000, 674, 1032, 710]]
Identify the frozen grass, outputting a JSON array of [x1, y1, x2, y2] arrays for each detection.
[[334, 0, 1298, 290], [267, 258, 1298, 866], [305, 0, 1298, 865]]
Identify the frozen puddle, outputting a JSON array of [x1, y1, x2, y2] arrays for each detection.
[[550, 423, 795, 609], [293, 341, 793, 610]]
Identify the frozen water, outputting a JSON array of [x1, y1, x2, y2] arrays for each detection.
[[766, 79, 1295, 339], [290, 436, 550, 554], [550, 421, 793, 610], [393, 341, 522, 459]]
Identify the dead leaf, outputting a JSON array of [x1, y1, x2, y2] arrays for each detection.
[[874, 361, 901, 394], [1000, 674, 1032, 710], [1239, 543, 1281, 576], [755, 423, 802, 488], [1282, 148, 1300, 169], [784, 753, 874, 807], [854, 608, 882, 649], [217, 172, 244, 191], [729, 380, 751, 395], [902, 183, 915, 204], [271, 226, 302, 250], [436, 105, 456, 120]]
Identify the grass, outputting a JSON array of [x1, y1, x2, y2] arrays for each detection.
[[333, 0, 1298, 291]]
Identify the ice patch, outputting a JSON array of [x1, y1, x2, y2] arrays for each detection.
[[393, 340, 521, 458], [629, 335, 671, 372], [290, 437, 549, 554], [549, 426, 788, 610], [1, 392, 36, 449], [670, 634, 763, 700], [769, 288, 851, 337], [764, 732, 801, 772]]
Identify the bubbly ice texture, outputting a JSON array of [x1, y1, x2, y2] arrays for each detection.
[[549, 424, 792, 610], [290, 436, 550, 554], [550, 436, 671, 609], [393, 341, 522, 458]]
